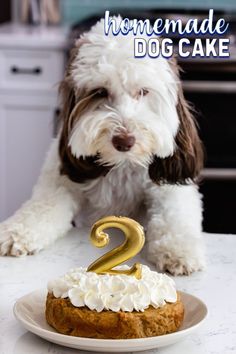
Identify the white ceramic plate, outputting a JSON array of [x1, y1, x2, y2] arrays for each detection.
[[13, 289, 207, 352]]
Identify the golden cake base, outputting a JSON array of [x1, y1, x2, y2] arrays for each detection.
[[45, 292, 184, 339]]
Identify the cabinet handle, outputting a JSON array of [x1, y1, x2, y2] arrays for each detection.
[[183, 80, 236, 93], [10, 66, 42, 75], [201, 168, 236, 180]]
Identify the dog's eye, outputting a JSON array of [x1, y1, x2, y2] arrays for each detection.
[[94, 88, 109, 98], [138, 88, 149, 97], [143, 88, 149, 96]]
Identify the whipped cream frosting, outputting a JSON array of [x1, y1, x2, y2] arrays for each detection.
[[47, 265, 177, 312]]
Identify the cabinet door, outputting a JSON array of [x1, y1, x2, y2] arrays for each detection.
[[0, 92, 57, 221]]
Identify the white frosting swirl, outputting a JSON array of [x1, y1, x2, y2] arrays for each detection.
[[47, 265, 177, 312]]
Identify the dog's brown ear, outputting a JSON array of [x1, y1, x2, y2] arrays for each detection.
[[58, 48, 111, 183], [149, 84, 203, 185]]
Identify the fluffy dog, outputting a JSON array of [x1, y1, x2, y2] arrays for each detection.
[[0, 19, 205, 275]]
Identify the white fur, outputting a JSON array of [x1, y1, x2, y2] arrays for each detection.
[[0, 19, 205, 275]]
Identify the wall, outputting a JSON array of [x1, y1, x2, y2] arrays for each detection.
[[60, 0, 236, 25]]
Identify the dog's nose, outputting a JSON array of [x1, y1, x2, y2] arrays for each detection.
[[112, 134, 135, 152]]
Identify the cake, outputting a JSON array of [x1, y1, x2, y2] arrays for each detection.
[[45, 265, 184, 339]]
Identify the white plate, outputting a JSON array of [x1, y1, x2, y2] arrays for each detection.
[[13, 289, 208, 352]]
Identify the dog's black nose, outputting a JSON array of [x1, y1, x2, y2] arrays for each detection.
[[112, 134, 135, 152]]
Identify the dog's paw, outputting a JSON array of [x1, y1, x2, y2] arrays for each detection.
[[147, 240, 206, 276], [155, 254, 203, 276], [0, 223, 35, 256]]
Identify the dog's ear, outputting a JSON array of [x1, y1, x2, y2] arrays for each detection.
[[149, 70, 203, 185], [58, 48, 111, 183]]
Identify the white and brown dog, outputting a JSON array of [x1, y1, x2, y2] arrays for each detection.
[[0, 19, 205, 275]]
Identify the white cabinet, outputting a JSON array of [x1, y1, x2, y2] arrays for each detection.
[[0, 48, 65, 91], [0, 24, 68, 221]]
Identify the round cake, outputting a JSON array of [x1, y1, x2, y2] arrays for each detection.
[[46, 265, 184, 339]]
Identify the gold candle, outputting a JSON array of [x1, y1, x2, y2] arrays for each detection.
[[87, 216, 145, 279]]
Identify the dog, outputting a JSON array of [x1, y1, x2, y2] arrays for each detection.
[[0, 18, 205, 275]]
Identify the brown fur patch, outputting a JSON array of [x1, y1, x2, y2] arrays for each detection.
[[58, 49, 111, 183], [149, 79, 203, 184]]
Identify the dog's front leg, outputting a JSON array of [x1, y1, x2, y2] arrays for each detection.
[[0, 139, 79, 256], [145, 184, 206, 275]]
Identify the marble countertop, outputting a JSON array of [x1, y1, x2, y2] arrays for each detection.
[[1, 228, 236, 354]]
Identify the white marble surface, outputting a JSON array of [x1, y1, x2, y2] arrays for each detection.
[[1, 228, 236, 354]]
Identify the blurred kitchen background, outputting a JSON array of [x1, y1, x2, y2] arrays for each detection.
[[0, 0, 236, 234]]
